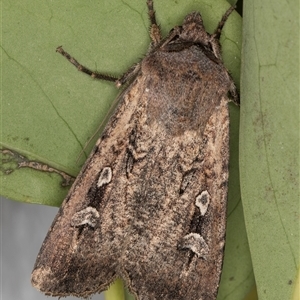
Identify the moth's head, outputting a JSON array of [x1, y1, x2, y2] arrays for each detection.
[[180, 12, 211, 44]]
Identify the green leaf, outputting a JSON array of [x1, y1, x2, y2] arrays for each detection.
[[1, 1, 248, 300], [218, 105, 256, 300], [239, 0, 299, 300], [104, 279, 125, 300]]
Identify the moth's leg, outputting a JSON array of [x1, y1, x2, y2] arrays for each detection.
[[147, 0, 162, 45], [208, 6, 236, 61], [115, 63, 141, 87], [210, 5, 239, 104], [56, 2, 162, 87], [212, 6, 236, 40], [56, 46, 141, 87], [56, 46, 118, 82]]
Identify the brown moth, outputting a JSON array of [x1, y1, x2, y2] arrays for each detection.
[[31, 1, 238, 299]]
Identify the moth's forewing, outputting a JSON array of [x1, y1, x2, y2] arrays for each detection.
[[32, 5, 235, 300]]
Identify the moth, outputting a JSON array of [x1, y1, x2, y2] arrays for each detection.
[[31, 1, 238, 299]]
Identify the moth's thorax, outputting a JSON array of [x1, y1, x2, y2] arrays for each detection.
[[140, 47, 232, 135]]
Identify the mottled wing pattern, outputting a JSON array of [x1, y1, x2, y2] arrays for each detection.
[[32, 4, 236, 300]]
